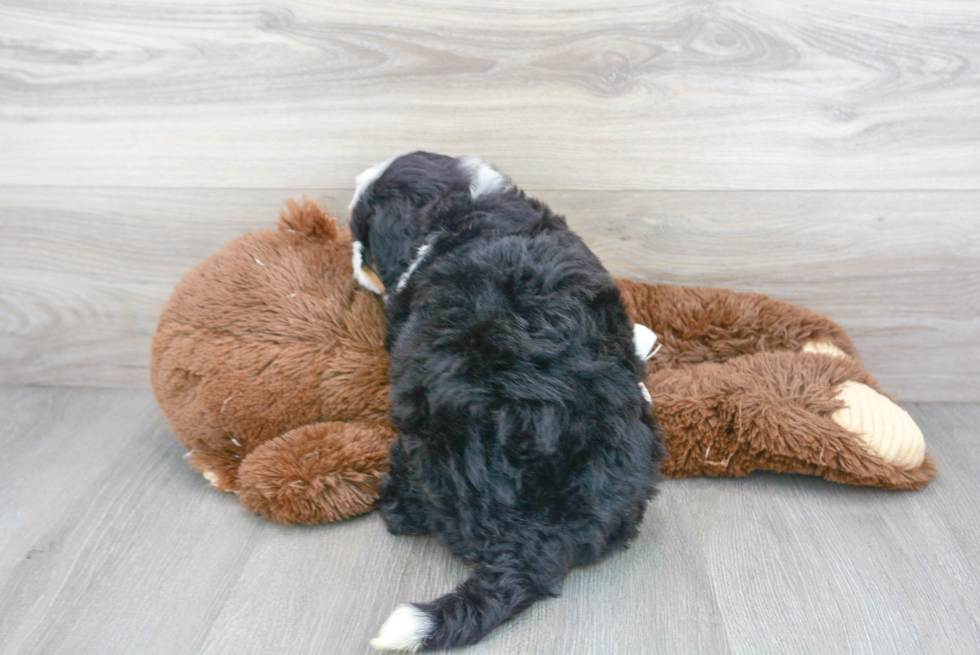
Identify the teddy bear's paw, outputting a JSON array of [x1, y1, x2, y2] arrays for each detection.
[[184, 449, 240, 492], [199, 468, 239, 492], [831, 380, 925, 469], [202, 470, 220, 488], [803, 340, 849, 359]]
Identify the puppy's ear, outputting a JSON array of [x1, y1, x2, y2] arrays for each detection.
[[364, 196, 420, 291], [350, 198, 383, 294], [352, 239, 385, 294]]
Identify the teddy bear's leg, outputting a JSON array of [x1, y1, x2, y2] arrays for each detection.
[[646, 350, 937, 489], [376, 437, 436, 536], [236, 421, 396, 524], [795, 344, 926, 470]]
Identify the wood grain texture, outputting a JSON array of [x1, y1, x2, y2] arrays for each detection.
[[2, 187, 977, 399], [684, 403, 980, 654], [0, 386, 727, 655], [2, 0, 977, 398], [0, 188, 334, 388], [556, 190, 980, 402], [1, 0, 979, 189], [1, 386, 976, 654]]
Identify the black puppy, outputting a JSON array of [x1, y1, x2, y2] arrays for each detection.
[[349, 152, 664, 652]]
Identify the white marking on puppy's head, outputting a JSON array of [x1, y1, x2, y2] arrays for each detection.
[[370, 604, 434, 652], [352, 240, 384, 294], [459, 156, 510, 199], [349, 156, 397, 210]]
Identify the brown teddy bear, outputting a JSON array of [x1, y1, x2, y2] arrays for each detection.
[[150, 199, 937, 525]]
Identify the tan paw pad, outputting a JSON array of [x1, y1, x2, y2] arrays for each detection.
[[203, 470, 221, 488], [831, 381, 925, 469], [803, 341, 849, 359]]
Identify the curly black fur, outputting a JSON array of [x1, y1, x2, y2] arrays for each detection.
[[351, 152, 664, 651]]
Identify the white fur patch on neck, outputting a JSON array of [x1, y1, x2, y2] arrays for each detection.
[[638, 382, 653, 405], [352, 240, 384, 294], [459, 156, 509, 199], [350, 156, 397, 210], [395, 242, 433, 292], [633, 324, 661, 361]]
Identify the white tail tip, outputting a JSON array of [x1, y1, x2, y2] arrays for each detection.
[[370, 604, 434, 652]]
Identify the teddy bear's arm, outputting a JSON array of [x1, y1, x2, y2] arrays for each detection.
[[616, 279, 857, 368], [236, 421, 397, 525]]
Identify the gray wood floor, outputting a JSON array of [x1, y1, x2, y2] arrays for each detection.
[[1, 385, 977, 655]]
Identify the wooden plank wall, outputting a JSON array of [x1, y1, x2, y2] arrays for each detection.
[[1, 0, 978, 400]]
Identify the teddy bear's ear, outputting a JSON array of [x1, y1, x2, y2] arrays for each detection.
[[277, 197, 340, 242]]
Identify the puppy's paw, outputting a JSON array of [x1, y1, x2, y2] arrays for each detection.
[[379, 498, 433, 536]]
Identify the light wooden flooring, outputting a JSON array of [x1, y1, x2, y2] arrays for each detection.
[[1, 385, 977, 655]]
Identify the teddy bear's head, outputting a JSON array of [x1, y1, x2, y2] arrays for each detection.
[[150, 199, 391, 491]]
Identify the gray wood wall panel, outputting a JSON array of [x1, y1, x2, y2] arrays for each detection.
[[2, 188, 977, 400], [2, 1, 979, 190], [1, 1, 978, 398], [1, 387, 977, 653]]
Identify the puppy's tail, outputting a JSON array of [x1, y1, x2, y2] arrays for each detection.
[[370, 556, 558, 652]]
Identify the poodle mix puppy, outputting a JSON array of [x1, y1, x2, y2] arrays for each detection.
[[349, 152, 664, 651]]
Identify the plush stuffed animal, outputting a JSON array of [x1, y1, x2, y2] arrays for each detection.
[[150, 199, 937, 525]]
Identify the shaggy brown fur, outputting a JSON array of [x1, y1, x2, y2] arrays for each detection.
[[150, 199, 936, 525], [151, 199, 392, 520], [618, 280, 937, 489]]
